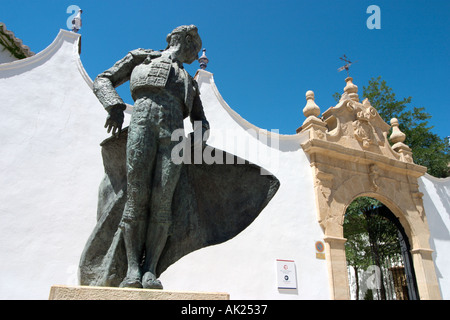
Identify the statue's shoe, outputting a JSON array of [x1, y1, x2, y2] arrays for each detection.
[[142, 272, 163, 289], [119, 277, 143, 288]]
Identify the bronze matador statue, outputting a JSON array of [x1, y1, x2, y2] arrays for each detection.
[[79, 25, 279, 289]]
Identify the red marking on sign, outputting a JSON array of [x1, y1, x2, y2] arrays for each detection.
[[315, 241, 325, 253]]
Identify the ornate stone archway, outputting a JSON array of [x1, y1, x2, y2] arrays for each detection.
[[298, 78, 441, 300]]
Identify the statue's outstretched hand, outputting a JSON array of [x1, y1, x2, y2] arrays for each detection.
[[105, 106, 125, 137]]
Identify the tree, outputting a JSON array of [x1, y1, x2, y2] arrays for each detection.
[[344, 197, 403, 300], [334, 76, 450, 178], [363, 77, 449, 178], [344, 197, 375, 300]]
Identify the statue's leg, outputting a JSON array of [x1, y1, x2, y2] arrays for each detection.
[[119, 100, 157, 288], [142, 136, 183, 289]]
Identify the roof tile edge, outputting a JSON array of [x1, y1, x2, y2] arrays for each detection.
[[0, 22, 35, 58]]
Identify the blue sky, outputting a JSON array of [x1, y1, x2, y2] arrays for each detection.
[[2, 0, 449, 138]]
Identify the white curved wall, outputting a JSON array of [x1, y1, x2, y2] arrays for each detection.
[[419, 174, 450, 299], [0, 30, 107, 299]]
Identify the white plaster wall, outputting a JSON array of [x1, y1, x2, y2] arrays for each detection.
[[0, 49, 18, 64], [0, 30, 107, 299], [419, 174, 450, 299], [160, 70, 330, 299]]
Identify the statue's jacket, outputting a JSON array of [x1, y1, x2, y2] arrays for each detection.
[[93, 49, 208, 129], [79, 49, 280, 287]]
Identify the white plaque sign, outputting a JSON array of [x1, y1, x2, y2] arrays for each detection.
[[276, 259, 297, 289]]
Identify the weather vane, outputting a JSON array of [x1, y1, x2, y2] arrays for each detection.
[[338, 54, 357, 77]]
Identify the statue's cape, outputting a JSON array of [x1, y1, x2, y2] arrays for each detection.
[[79, 128, 280, 287]]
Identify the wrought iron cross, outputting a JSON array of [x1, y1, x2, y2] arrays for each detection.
[[338, 55, 357, 77]]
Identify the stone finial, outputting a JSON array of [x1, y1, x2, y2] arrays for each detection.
[[343, 77, 359, 102], [298, 90, 327, 135], [198, 48, 209, 70], [389, 118, 406, 144], [389, 118, 413, 162], [303, 90, 321, 118]]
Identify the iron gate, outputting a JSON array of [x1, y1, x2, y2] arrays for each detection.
[[344, 199, 419, 300]]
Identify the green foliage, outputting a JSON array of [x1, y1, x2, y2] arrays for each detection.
[[344, 197, 403, 300], [363, 77, 449, 177], [344, 197, 401, 268]]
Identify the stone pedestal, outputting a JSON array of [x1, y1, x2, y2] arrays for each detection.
[[49, 285, 230, 300]]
